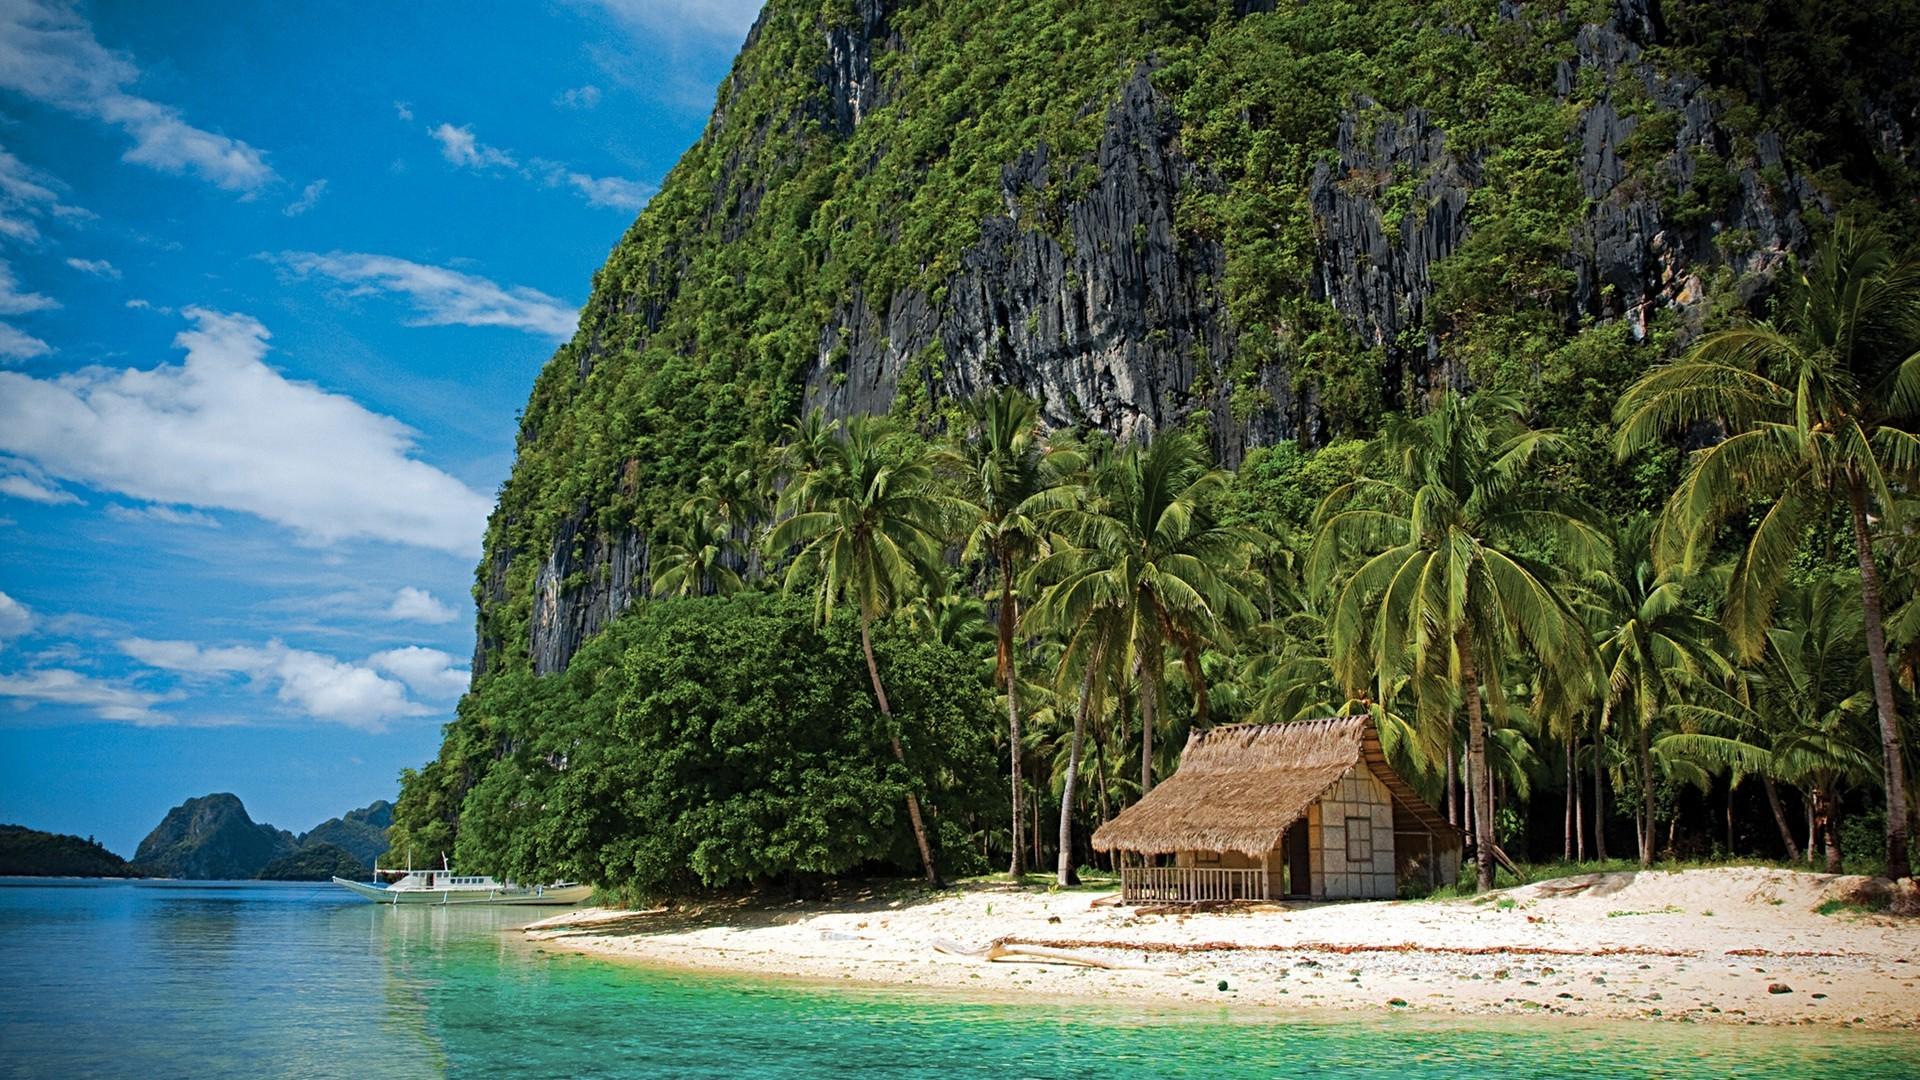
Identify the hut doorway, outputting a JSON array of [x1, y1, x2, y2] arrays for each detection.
[[1285, 821, 1311, 898]]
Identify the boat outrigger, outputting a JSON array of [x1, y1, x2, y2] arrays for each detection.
[[333, 858, 591, 906]]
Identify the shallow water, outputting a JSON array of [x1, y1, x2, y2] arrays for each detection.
[[0, 879, 1913, 1078]]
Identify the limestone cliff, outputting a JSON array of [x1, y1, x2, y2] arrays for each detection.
[[472, 0, 1919, 678]]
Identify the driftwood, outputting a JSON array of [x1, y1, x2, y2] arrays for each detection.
[[930, 937, 1147, 969], [987, 936, 1702, 959]]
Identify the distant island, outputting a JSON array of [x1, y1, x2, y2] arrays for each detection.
[[0, 824, 143, 877], [0, 794, 393, 880], [132, 793, 394, 880]]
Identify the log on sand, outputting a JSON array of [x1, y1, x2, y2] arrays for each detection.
[[931, 937, 1146, 970]]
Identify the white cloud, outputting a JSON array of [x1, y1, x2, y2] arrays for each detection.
[[0, 322, 49, 360], [0, 473, 79, 503], [368, 645, 469, 698], [282, 178, 327, 217], [592, 0, 763, 39], [274, 251, 577, 339], [64, 256, 118, 278], [121, 637, 430, 729], [105, 503, 218, 527], [556, 84, 602, 109], [0, 259, 55, 314], [431, 122, 516, 170], [0, 307, 492, 553], [533, 161, 652, 211], [0, 590, 30, 641], [0, 668, 165, 724], [386, 586, 456, 624], [428, 121, 651, 213], [0, 144, 87, 243], [0, 1, 275, 192], [393, 100, 413, 122]]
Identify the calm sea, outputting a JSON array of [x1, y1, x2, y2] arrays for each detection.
[[0, 878, 1913, 1078]]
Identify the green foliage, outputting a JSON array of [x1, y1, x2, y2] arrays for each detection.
[[416, 594, 996, 899], [256, 843, 369, 882], [0, 825, 138, 878]]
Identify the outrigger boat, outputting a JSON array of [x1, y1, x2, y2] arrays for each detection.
[[333, 857, 591, 906]]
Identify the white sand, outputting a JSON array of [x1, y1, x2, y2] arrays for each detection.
[[522, 868, 1920, 1029]]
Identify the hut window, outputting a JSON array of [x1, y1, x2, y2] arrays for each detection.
[[1345, 816, 1373, 863], [1195, 851, 1221, 865]]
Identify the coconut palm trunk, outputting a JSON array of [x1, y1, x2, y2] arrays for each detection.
[[1058, 663, 1096, 887], [1763, 775, 1800, 861], [1638, 712, 1656, 868], [1593, 704, 1610, 861], [1846, 480, 1913, 880], [1460, 628, 1495, 891], [861, 618, 940, 885], [1000, 564, 1024, 878], [1139, 668, 1156, 797]]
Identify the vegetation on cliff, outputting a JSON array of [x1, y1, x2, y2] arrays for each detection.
[[0, 825, 140, 877], [398, 0, 1920, 896]]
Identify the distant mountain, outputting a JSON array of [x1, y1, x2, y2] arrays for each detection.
[[0, 824, 141, 877], [132, 794, 297, 880], [297, 800, 392, 869], [256, 842, 367, 882], [129, 794, 395, 880]]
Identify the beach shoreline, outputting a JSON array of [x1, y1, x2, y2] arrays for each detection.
[[521, 867, 1919, 1031]]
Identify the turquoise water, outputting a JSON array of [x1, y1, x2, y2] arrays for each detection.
[[1, 880, 1914, 1078]]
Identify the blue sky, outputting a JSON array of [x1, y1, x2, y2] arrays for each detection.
[[0, 0, 761, 855]]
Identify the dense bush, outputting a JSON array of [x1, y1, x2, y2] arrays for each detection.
[[401, 594, 996, 898]]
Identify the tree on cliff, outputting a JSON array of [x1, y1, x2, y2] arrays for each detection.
[[1615, 220, 1920, 880], [765, 413, 971, 884]]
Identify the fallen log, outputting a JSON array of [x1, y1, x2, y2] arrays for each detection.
[[930, 937, 1147, 969]]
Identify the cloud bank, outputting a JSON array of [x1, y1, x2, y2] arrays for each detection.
[[0, 307, 492, 553]]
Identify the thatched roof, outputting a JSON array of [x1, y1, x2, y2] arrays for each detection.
[[1090, 716, 1458, 857]]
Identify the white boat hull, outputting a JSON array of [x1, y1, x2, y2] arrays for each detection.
[[333, 877, 593, 906]]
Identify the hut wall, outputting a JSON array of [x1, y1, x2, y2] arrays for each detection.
[[1307, 767, 1397, 899]]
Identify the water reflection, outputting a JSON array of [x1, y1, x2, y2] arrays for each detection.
[[2, 879, 1915, 1080]]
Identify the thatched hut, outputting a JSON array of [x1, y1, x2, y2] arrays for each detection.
[[1091, 716, 1462, 903]]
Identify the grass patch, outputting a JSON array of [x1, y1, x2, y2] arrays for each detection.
[[1816, 898, 1888, 917]]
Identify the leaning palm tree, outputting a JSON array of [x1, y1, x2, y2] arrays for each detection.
[[763, 413, 968, 885], [1311, 390, 1607, 891], [1585, 519, 1733, 866], [1615, 220, 1920, 879], [947, 387, 1082, 877], [1025, 432, 1258, 799]]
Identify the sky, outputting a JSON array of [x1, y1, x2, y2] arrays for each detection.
[[0, 0, 762, 855]]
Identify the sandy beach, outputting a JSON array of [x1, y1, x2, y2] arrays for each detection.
[[522, 868, 1920, 1030]]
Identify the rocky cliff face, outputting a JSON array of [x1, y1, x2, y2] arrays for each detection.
[[132, 794, 296, 880], [488, 0, 1916, 676]]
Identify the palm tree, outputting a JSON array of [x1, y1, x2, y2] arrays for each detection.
[[1026, 432, 1258, 799], [763, 413, 968, 885], [1041, 598, 1129, 886], [1615, 220, 1920, 879], [1311, 390, 1606, 890], [1661, 578, 1881, 871], [1585, 519, 1733, 865], [649, 513, 745, 598], [947, 387, 1081, 877]]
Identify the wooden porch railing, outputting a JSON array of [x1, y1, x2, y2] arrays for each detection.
[[1118, 866, 1269, 904]]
